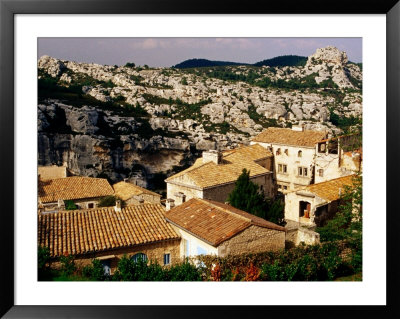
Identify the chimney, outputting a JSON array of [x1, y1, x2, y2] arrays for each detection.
[[166, 198, 175, 211], [174, 192, 186, 206], [114, 200, 122, 212], [123, 178, 129, 183], [202, 150, 222, 165], [292, 124, 305, 132], [58, 199, 65, 210]]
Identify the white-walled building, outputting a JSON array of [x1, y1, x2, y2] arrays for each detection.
[[165, 144, 274, 207], [164, 198, 286, 258], [284, 174, 355, 227], [251, 125, 328, 192], [315, 134, 362, 183]]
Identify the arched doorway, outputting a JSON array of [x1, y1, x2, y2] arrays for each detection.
[[299, 201, 311, 219]]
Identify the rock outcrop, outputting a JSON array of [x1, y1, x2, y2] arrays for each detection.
[[37, 46, 362, 186]]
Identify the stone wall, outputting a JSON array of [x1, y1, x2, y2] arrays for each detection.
[[38, 165, 69, 180], [251, 141, 316, 191], [167, 182, 203, 204], [169, 224, 218, 258], [42, 196, 103, 212], [49, 239, 181, 275], [217, 225, 285, 257]]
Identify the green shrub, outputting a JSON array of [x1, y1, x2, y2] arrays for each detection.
[[64, 200, 77, 210], [82, 259, 108, 281], [97, 195, 123, 207], [60, 254, 76, 276]]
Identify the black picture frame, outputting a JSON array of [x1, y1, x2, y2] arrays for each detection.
[[1, 0, 399, 318]]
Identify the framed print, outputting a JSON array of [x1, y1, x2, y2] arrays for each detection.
[[1, 0, 399, 318]]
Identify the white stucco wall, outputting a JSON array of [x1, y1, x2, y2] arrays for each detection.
[[284, 191, 326, 225], [252, 141, 315, 191], [169, 224, 218, 259]]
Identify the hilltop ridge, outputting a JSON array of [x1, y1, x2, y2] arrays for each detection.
[[37, 46, 362, 188]]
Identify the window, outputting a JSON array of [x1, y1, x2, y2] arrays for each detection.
[[318, 169, 324, 177], [298, 167, 308, 177], [100, 260, 111, 276], [276, 148, 281, 155], [131, 253, 148, 263], [278, 164, 287, 174], [183, 239, 189, 258], [298, 150, 302, 157], [284, 149, 289, 155], [163, 253, 171, 265], [318, 142, 326, 153], [88, 203, 94, 209], [283, 185, 288, 190]]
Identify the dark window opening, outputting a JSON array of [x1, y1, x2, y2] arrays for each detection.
[[299, 201, 311, 219], [163, 253, 170, 265], [131, 253, 148, 263]]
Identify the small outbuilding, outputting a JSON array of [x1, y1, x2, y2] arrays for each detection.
[[113, 180, 161, 205], [164, 198, 286, 258]]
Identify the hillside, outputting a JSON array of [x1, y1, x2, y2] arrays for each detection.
[[254, 55, 307, 67], [37, 46, 362, 190], [173, 58, 247, 68]]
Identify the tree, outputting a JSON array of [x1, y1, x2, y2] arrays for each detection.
[[316, 174, 362, 242], [64, 199, 77, 210], [227, 169, 268, 219], [227, 169, 285, 226], [124, 62, 135, 68], [97, 195, 124, 208]]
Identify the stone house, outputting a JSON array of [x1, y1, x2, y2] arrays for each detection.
[[251, 125, 328, 193], [38, 164, 71, 180], [113, 180, 161, 206], [38, 176, 114, 212], [164, 198, 286, 258], [38, 204, 181, 275], [315, 134, 362, 183], [284, 174, 355, 228], [165, 144, 274, 208]]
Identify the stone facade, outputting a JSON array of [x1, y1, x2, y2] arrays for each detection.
[[124, 193, 161, 206], [49, 239, 181, 275], [38, 165, 69, 180], [167, 173, 274, 205], [251, 141, 316, 192], [41, 196, 104, 212], [170, 224, 284, 258], [217, 225, 285, 257], [170, 224, 218, 258], [314, 135, 361, 183], [285, 190, 341, 228]]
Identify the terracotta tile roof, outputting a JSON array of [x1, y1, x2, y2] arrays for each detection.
[[165, 144, 272, 189], [164, 198, 285, 247], [38, 204, 180, 257], [113, 181, 161, 201], [38, 176, 114, 203], [222, 144, 273, 161], [252, 127, 327, 147], [302, 175, 355, 202]]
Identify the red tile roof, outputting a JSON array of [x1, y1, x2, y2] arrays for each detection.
[[38, 176, 114, 203], [252, 127, 327, 147], [164, 198, 285, 247], [38, 204, 180, 257]]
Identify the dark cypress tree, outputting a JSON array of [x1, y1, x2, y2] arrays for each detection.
[[227, 168, 286, 226], [227, 169, 268, 219]]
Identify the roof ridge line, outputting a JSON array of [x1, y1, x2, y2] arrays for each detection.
[[165, 160, 213, 181], [197, 198, 252, 225]]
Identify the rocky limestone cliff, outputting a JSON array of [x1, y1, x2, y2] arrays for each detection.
[[37, 46, 362, 189]]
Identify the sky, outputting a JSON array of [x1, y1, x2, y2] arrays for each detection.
[[38, 37, 362, 67]]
